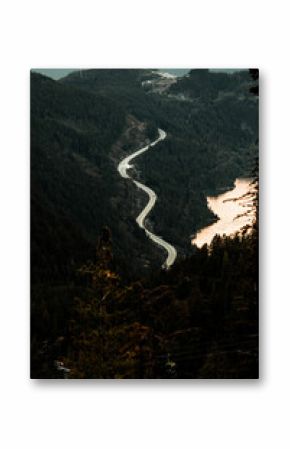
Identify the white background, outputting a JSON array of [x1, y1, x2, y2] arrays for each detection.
[[0, 1, 289, 448]]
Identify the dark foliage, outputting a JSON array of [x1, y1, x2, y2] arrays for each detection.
[[31, 68, 259, 378], [31, 230, 258, 379]]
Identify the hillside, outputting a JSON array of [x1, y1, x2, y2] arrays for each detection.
[[131, 69, 258, 252], [60, 69, 258, 256], [31, 68, 259, 379], [31, 72, 163, 283]]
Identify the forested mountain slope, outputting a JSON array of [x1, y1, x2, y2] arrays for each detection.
[[31, 72, 162, 283], [31, 69, 258, 281], [31, 69, 258, 379], [137, 69, 258, 252], [60, 69, 258, 256]]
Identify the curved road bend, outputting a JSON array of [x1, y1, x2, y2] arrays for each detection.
[[117, 129, 177, 269]]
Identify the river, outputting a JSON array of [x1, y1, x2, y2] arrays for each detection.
[[117, 129, 177, 269], [191, 178, 255, 248], [118, 132, 254, 264]]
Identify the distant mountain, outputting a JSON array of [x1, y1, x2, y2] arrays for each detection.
[[158, 69, 190, 77], [32, 68, 191, 81]]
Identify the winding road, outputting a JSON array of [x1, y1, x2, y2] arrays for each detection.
[[117, 129, 177, 269]]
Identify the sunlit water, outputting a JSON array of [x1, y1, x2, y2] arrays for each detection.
[[191, 178, 255, 248]]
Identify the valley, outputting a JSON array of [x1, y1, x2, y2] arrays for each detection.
[[30, 68, 259, 379]]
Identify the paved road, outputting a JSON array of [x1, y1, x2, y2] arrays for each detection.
[[117, 129, 177, 269]]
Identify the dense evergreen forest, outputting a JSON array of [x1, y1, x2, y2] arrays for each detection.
[[31, 69, 258, 378]]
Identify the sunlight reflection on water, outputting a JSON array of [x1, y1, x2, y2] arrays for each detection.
[[191, 178, 255, 248]]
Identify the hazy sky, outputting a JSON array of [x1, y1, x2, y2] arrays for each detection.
[[32, 69, 77, 79]]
